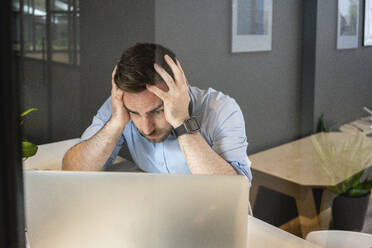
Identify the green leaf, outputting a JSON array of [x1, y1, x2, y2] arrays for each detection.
[[22, 141, 38, 158], [20, 108, 38, 117], [316, 114, 327, 133], [346, 188, 370, 197], [355, 180, 372, 191], [348, 170, 365, 188]]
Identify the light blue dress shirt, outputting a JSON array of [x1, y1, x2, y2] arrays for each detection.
[[80, 86, 252, 181]]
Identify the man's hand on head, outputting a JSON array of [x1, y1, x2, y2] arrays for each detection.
[[146, 55, 190, 128], [110, 64, 130, 129]]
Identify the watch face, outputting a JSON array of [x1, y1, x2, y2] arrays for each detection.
[[186, 118, 200, 131]]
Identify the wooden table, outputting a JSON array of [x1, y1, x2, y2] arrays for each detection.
[[339, 116, 372, 135], [249, 131, 372, 237]]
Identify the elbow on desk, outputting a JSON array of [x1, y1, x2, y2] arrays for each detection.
[[61, 146, 82, 171]]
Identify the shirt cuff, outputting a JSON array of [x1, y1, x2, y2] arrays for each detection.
[[230, 161, 252, 182]]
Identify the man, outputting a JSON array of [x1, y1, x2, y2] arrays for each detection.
[[63, 43, 252, 180]]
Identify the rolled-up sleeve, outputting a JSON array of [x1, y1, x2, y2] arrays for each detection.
[[209, 98, 252, 181], [80, 97, 124, 169], [230, 161, 252, 181]]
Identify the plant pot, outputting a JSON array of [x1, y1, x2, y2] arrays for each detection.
[[332, 192, 370, 231]]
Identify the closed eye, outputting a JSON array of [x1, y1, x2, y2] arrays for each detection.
[[128, 111, 139, 115], [152, 110, 164, 115]]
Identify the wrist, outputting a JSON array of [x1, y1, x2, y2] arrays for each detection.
[[171, 115, 190, 128], [108, 116, 127, 131], [171, 116, 200, 137]]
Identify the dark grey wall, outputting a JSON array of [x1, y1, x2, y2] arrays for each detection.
[[22, 58, 49, 143], [314, 0, 372, 130], [155, 0, 304, 154], [80, 0, 155, 130], [22, 59, 81, 144]]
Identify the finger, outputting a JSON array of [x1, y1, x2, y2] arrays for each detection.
[[176, 59, 183, 73], [111, 77, 119, 93], [111, 76, 123, 98], [111, 78, 117, 93], [146, 84, 166, 100], [112, 64, 118, 80], [112, 83, 123, 100], [164, 55, 183, 86], [176, 59, 188, 87], [154, 63, 175, 90]]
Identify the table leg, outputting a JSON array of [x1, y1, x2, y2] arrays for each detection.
[[250, 170, 301, 209], [250, 181, 260, 210], [318, 189, 336, 229], [251, 170, 320, 237], [295, 188, 320, 237]]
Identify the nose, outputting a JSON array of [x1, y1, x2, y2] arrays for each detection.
[[140, 117, 155, 135]]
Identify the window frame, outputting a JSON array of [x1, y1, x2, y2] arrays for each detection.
[[0, 0, 26, 247]]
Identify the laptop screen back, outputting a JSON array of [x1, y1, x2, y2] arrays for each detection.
[[24, 171, 249, 248]]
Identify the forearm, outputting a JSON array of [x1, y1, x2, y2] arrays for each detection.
[[62, 119, 124, 171], [178, 132, 238, 175]]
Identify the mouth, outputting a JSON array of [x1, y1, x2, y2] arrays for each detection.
[[146, 133, 160, 139], [138, 127, 172, 143], [143, 129, 161, 139]]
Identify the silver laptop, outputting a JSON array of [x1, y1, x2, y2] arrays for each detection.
[[24, 171, 249, 248]]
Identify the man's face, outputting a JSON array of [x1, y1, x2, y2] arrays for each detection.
[[123, 82, 172, 143]]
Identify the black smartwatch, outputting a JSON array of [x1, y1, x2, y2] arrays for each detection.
[[172, 117, 200, 137]]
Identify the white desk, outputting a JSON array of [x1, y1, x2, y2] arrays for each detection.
[[248, 216, 321, 248], [23, 138, 125, 170]]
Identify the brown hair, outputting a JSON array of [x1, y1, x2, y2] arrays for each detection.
[[114, 43, 177, 92]]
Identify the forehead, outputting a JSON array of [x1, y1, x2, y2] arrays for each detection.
[[123, 83, 168, 113]]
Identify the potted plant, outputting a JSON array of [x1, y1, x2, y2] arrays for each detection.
[[21, 108, 38, 159], [312, 131, 372, 231]]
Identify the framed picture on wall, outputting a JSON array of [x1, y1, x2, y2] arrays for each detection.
[[337, 0, 360, 49], [364, 0, 372, 46], [231, 0, 273, 52]]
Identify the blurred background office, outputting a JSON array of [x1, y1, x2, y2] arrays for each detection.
[[12, 0, 372, 236]]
